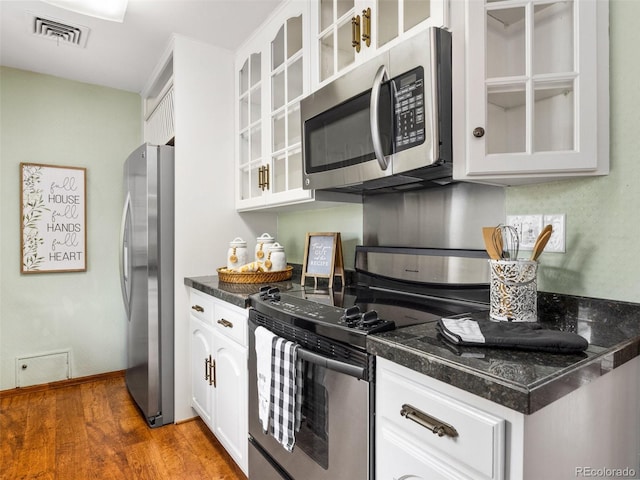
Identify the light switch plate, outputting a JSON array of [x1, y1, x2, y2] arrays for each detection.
[[505, 215, 543, 250], [543, 214, 566, 253]]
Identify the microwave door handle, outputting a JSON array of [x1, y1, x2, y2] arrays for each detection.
[[370, 65, 390, 171]]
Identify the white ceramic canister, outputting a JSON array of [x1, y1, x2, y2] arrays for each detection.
[[254, 232, 275, 262], [227, 237, 248, 270], [264, 242, 286, 271]]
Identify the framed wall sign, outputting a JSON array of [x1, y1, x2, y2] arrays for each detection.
[[20, 163, 87, 273], [301, 232, 344, 288]]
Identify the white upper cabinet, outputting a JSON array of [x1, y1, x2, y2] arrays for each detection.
[[234, 0, 449, 211], [142, 46, 174, 146], [235, 1, 314, 211], [453, 0, 609, 185], [310, 0, 449, 88]]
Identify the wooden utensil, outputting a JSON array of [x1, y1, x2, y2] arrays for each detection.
[[530, 224, 553, 261], [482, 226, 501, 260]]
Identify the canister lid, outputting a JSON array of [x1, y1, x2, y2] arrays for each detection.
[[256, 232, 275, 243], [229, 237, 246, 247], [270, 242, 284, 252]]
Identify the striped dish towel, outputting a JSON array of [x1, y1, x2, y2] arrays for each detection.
[[270, 337, 302, 452]]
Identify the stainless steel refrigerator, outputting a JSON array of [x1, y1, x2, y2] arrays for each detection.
[[120, 143, 174, 428]]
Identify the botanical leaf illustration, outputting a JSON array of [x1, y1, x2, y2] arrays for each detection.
[[22, 165, 48, 270]]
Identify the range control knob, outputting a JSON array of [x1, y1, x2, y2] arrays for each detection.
[[259, 286, 280, 301], [341, 306, 362, 327], [359, 310, 379, 327]]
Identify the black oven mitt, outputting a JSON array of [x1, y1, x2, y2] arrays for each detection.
[[437, 317, 588, 353]]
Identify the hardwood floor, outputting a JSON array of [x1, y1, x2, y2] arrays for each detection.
[[0, 373, 247, 480]]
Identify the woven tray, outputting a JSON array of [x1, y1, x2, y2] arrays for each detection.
[[217, 265, 293, 284]]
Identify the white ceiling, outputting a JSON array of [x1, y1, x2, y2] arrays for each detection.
[[0, 0, 283, 93]]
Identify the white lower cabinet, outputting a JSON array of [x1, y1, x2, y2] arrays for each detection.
[[190, 316, 214, 426], [376, 356, 640, 480], [189, 288, 248, 475], [212, 332, 247, 466], [376, 357, 505, 480]]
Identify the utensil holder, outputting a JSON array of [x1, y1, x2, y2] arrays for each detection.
[[489, 260, 538, 322]]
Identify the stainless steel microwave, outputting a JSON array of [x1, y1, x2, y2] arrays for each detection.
[[301, 27, 452, 193]]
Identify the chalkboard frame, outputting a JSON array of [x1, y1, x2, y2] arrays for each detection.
[[20, 162, 87, 274], [301, 232, 344, 288]]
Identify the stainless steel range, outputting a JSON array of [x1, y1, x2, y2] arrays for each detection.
[[247, 246, 491, 480]]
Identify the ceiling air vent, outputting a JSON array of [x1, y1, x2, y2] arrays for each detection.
[[27, 12, 90, 48]]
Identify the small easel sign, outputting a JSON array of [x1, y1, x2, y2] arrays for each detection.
[[301, 232, 345, 288]]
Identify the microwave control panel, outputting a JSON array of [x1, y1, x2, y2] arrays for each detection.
[[392, 67, 425, 153]]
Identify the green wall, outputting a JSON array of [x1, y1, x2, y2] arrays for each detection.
[[507, 0, 640, 303], [0, 67, 141, 389], [277, 204, 363, 269]]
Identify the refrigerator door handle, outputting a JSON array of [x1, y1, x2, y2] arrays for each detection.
[[119, 192, 132, 318]]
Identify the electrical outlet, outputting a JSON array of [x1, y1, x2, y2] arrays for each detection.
[[505, 215, 543, 250], [543, 214, 566, 253]]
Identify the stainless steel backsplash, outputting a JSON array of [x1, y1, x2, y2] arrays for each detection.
[[363, 182, 505, 250]]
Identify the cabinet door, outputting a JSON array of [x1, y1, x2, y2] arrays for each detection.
[[213, 331, 248, 474], [237, 50, 267, 208], [459, 0, 609, 184], [311, 0, 449, 87], [236, 1, 314, 211], [373, 0, 448, 51], [378, 422, 461, 480], [266, 5, 313, 206], [314, 0, 365, 84], [190, 316, 214, 427]]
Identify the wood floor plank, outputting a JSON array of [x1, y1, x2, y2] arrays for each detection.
[[0, 374, 246, 480], [0, 395, 29, 479], [54, 386, 90, 480], [21, 391, 57, 479]]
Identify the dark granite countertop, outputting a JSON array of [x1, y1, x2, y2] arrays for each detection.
[[368, 293, 640, 414], [184, 274, 301, 309], [185, 275, 640, 415]]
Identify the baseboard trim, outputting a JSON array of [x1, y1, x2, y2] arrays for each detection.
[[0, 370, 126, 398]]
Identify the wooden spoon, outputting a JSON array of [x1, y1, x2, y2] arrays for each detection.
[[530, 225, 553, 261], [482, 226, 501, 260]]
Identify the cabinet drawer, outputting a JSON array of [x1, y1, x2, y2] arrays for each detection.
[[189, 289, 214, 323], [378, 421, 465, 480], [376, 358, 505, 480], [212, 300, 247, 346]]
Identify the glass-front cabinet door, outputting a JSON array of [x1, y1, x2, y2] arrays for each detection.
[[268, 13, 309, 203], [459, 0, 609, 184], [238, 52, 265, 207], [311, 0, 449, 87], [315, 0, 361, 84], [236, 1, 312, 211]]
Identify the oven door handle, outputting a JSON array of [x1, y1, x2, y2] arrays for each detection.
[[297, 348, 366, 381]]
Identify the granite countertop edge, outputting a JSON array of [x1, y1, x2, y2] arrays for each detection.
[[368, 327, 640, 415], [185, 275, 640, 415], [185, 275, 255, 309], [367, 337, 532, 411]]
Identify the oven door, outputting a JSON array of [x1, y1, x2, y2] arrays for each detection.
[[248, 316, 372, 480]]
